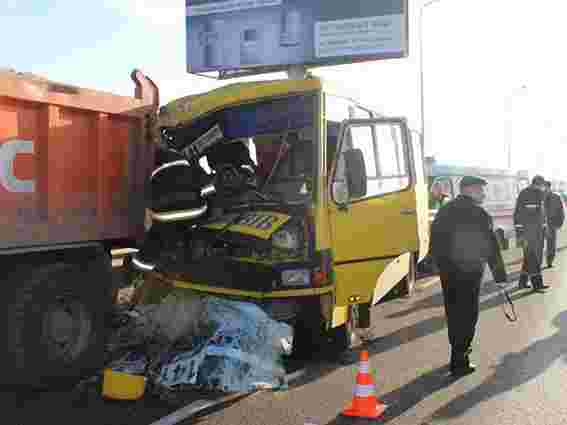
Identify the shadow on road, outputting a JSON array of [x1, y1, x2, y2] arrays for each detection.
[[348, 282, 533, 366], [289, 277, 534, 393], [385, 271, 523, 320], [322, 299, 561, 425], [425, 310, 567, 422]]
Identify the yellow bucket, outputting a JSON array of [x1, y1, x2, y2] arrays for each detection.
[[102, 369, 146, 401]]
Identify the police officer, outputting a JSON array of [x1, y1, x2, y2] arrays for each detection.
[[544, 180, 565, 268], [514, 175, 550, 291], [430, 176, 507, 377]]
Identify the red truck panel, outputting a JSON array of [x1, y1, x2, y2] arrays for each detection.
[[0, 70, 158, 249]]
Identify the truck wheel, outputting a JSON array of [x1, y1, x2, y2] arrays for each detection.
[[3, 253, 113, 388]]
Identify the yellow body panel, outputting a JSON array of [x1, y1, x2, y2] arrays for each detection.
[[203, 211, 291, 240], [329, 189, 420, 306], [372, 252, 412, 305], [334, 258, 393, 306], [330, 189, 419, 260]]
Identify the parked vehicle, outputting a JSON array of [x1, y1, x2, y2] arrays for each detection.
[[425, 157, 528, 240], [421, 157, 567, 274]]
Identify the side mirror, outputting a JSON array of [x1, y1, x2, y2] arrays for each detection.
[[343, 148, 367, 199]]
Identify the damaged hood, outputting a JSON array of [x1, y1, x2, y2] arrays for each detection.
[[203, 211, 291, 240]]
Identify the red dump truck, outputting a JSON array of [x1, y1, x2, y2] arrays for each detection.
[[0, 69, 158, 387]]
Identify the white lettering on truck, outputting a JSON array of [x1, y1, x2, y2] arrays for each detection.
[[0, 139, 35, 193]]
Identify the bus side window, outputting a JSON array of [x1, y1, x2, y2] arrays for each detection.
[[331, 121, 409, 201]]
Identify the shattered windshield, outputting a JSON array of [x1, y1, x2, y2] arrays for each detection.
[[252, 129, 315, 201], [164, 94, 318, 206]]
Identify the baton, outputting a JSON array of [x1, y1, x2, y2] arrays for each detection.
[[496, 283, 518, 322]]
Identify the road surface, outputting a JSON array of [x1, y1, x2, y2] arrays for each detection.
[[5, 252, 567, 425]]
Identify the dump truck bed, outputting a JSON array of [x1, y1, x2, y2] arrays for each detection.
[[0, 69, 157, 250]]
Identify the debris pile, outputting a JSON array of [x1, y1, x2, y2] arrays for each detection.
[[105, 291, 293, 395]]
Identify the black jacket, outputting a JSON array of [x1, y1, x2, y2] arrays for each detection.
[[514, 186, 546, 227], [545, 192, 565, 229], [430, 195, 507, 282]]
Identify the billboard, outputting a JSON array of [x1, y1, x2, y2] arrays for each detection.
[[186, 0, 408, 77]]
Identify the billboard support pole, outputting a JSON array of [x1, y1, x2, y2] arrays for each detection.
[[286, 65, 308, 80]]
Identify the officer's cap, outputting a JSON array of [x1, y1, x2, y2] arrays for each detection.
[[459, 175, 488, 189], [532, 175, 546, 185]]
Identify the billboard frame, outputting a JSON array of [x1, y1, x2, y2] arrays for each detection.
[[187, 0, 409, 80]]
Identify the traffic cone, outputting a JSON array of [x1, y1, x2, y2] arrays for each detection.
[[341, 350, 386, 419]]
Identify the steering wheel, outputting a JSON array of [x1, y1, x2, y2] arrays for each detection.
[[216, 164, 244, 191], [214, 164, 273, 201]]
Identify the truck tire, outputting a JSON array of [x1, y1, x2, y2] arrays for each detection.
[[3, 253, 113, 388], [291, 302, 356, 361]]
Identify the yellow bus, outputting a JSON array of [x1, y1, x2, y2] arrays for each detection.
[[133, 75, 429, 356]]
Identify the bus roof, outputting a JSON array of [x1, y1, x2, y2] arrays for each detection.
[[159, 77, 323, 127]]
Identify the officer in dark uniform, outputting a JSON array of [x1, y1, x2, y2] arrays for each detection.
[[514, 175, 550, 291], [544, 180, 565, 268], [430, 176, 507, 377]]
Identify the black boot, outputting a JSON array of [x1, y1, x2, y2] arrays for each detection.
[[518, 274, 530, 289], [450, 351, 476, 377], [532, 276, 550, 292]]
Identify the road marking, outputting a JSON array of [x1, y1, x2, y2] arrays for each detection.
[[148, 392, 254, 425]]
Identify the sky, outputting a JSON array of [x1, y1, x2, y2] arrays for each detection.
[[2, 0, 567, 180]]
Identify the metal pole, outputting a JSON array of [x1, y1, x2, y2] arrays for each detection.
[[419, 0, 443, 156]]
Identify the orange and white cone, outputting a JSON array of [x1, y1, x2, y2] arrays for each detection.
[[342, 350, 386, 419]]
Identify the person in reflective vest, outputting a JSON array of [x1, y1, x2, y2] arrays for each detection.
[[514, 175, 549, 291], [430, 176, 507, 377], [544, 180, 565, 268]]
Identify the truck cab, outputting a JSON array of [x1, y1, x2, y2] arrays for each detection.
[[134, 76, 429, 355]]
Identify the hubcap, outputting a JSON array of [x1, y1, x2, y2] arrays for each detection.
[[43, 297, 92, 363]]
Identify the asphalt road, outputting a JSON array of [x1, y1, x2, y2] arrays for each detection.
[[5, 252, 567, 425]]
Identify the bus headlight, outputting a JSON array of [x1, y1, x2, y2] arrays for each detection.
[[271, 225, 302, 251], [281, 269, 310, 287]]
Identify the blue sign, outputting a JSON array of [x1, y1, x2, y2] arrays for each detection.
[[186, 0, 408, 75]]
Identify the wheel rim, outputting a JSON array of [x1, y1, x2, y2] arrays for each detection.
[[42, 296, 92, 363]]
